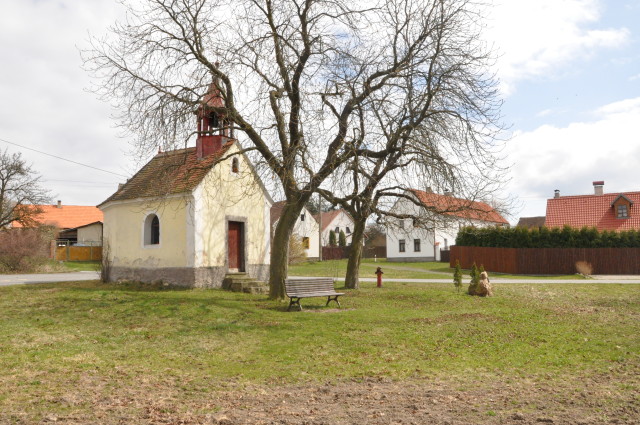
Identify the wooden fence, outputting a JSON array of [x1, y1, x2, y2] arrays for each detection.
[[450, 246, 640, 275], [52, 245, 102, 261]]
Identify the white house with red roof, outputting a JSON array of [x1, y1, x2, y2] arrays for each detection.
[[270, 201, 320, 259], [314, 209, 356, 246], [386, 189, 508, 262], [12, 201, 104, 245], [545, 181, 640, 231]]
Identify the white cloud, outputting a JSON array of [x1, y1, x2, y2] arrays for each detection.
[[487, 0, 630, 95], [0, 0, 134, 205], [506, 96, 640, 217]]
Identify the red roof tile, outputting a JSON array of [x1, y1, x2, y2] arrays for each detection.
[[545, 191, 640, 231], [99, 143, 233, 206], [12, 205, 103, 229], [411, 190, 508, 224]]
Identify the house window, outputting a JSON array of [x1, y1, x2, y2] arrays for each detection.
[[335, 226, 339, 233], [144, 214, 160, 245], [399, 219, 405, 229], [300, 213, 305, 221], [231, 157, 239, 173], [399, 239, 406, 252], [302, 237, 310, 249], [346, 226, 351, 234], [444, 238, 449, 250], [617, 205, 629, 218], [414, 239, 421, 252]]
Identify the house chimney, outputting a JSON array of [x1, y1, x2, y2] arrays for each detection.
[[425, 187, 433, 193], [118, 183, 124, 190], [554, 189, 560, 199], [57, 200, 62, 208], [593, 181, 604, 196]]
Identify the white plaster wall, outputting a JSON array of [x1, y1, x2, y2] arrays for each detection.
[[77, 223, 103, 244], [193, 143, 271, 268], [291, 207, 320, 258], [321, 211, 356, 245], [101, 196, 191, 268]]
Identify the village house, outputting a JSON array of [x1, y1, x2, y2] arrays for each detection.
[[386, 189, 508, 262], [270, 201, 320, 260], [11, 201, 103, 245], [98, 82, 272, 288], [314, 209, 355, 246], [545, 181, 640, 231]]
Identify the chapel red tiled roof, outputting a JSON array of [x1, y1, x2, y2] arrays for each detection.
[[99, 143, 233, 206], [411, 190, 508, 225], [12, 205, 103, 229], [545, 191, 640, 231]]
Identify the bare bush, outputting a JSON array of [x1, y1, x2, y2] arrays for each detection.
[[575, 261, 593, 277], [288, 234, 307, 265], [0, 228, 51, 272]]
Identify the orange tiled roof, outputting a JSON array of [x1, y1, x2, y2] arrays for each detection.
[[12, 205, 103, 229], [99, 143, 233, 206], [411, 189, 508, 224], [545, 191, 640, 231]]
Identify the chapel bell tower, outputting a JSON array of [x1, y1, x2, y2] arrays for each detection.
[[196, 78, 234, 159]]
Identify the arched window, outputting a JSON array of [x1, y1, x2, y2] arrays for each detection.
[[144, 213, 160, 245], [231, 157, 239, 174]]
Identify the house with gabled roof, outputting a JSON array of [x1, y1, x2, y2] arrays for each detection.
[[98, 82, 272, 288], [11, 201, 104, 245], [270, 201, 320, 259], [545, 181, 640, 231], [386, 189, 508, 262], [313, 209, 355, 246]]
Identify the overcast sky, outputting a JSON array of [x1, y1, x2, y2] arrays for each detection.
[[1, 0, 639, 223]]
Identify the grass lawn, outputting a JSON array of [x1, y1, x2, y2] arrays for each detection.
[[61, 260, 101, 272], [0, 279, 638, 422], [288, 258, 584, 280]]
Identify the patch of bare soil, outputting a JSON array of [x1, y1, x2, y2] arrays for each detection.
[[4, 371, 638, 424]]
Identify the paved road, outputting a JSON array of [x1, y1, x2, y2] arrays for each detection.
[[1, 272, 639, 287], [296, 276, 640, 284], [0, 271, 100, 287]]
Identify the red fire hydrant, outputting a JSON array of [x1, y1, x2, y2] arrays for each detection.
[[375, 267, 383, 288]]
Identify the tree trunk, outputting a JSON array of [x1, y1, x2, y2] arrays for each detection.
[[344, 218, 366, 289], [269, 201, 306, 299]]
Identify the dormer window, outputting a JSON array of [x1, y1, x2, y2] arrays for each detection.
[[617, 205, 629, 218], [611, 194, 633, 220]]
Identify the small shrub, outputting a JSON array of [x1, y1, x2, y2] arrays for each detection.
[[468, 262, 480, 295], [338, 230, 347, 247], [575, 261, 593, 277], [0, 228, 51, 272], [329, 230, 337, 247], [288, 234, 308, 265], [453, 260, 463, 292]]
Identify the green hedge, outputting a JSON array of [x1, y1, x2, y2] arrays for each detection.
[[456, 225, 640, 248]]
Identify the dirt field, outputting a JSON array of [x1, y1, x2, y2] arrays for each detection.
[[10, 370, 637, 424]]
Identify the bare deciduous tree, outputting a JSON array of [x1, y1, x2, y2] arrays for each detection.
[[84, 0, 503, 298], [0, 149, 51, 229]]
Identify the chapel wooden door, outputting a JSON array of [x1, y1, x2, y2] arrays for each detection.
[[228, 221, 244, 272]]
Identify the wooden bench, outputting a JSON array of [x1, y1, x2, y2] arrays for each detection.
[[284, 278, 344, 311]]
